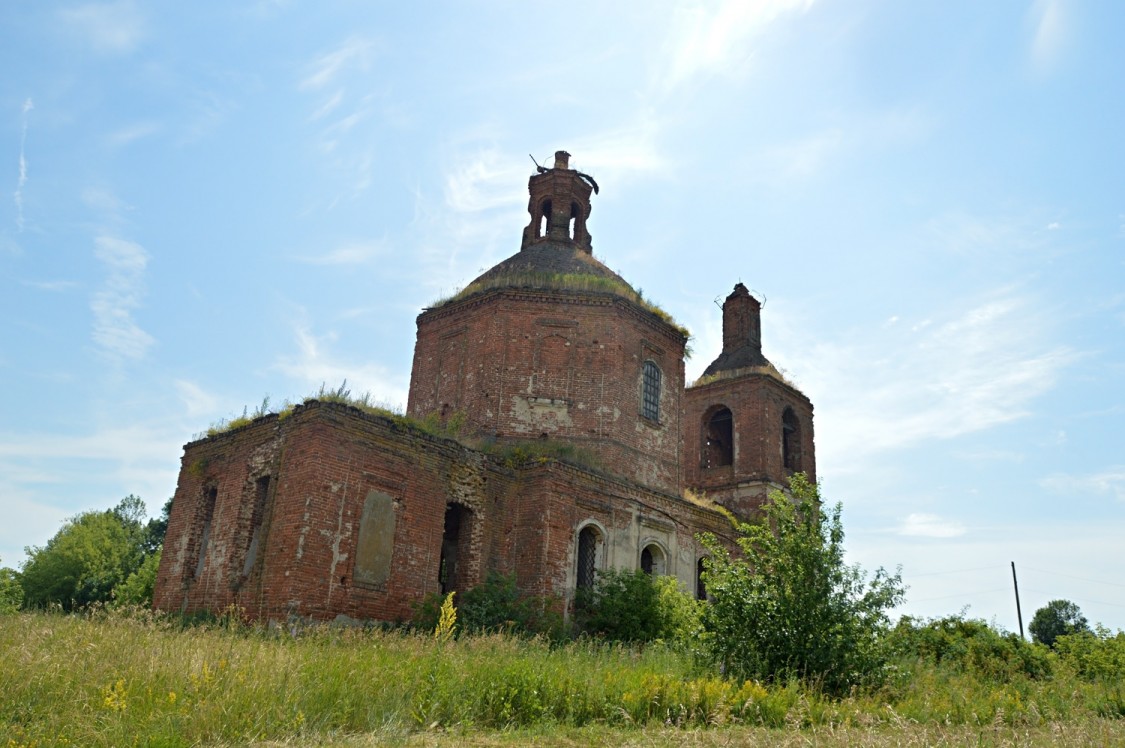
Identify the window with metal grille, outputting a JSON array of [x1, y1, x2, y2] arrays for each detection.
[[641, 361, 661, 421], [576, 526, 598, 589]]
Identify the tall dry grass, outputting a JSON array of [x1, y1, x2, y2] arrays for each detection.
[[1, 609, 1122, 747]]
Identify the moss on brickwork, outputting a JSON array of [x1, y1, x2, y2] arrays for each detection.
[[429, 270, 691, 342]]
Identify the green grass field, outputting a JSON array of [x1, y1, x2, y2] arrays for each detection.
[[2, 609, 1122, 747]]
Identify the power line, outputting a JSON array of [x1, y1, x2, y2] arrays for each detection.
[[908, 588, 1008, 603], [1022, 566, 1125, 590], [907, 565, 1000, 578]]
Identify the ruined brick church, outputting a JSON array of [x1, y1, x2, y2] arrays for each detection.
[[152, 151, 816, 622]]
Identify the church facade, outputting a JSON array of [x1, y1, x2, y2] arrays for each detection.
[[152, 151, 816, 622]]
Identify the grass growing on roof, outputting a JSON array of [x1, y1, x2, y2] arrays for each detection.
[[429, 270, 691, 343]]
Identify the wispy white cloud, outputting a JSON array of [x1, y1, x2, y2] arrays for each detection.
[[58, 1, 147, 55], [299, 36, 376, 91], [658, 0, 814, 91], [82, 186, 130, 216], [174, 380, 220, 419], [298, 39, 382, 203], [1028, 0, 1069, 73], [107, 121, 161, 147], [924, 211, 1050, 259], [22, 279, 79, 292], [14, 98, 32, 232], [295, 240, 387, 266], [765, 129, 844, 178], [898, 512, 967, 538], [781, 288, 1076, 473], [1041, 467, 1125, 502], [274, 323, 408, 408], [91, 235, 154, 361], [444, 149, 528, 215]]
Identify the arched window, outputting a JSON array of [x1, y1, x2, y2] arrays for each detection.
[[641, 361, 661, 421], [703, 406, 733, 468], [640, 543, 666, 575], [569, 201, 580, 239], [576, 525, 602, 590], [538, 199, 552, 238], [782, 407, 801, 471], [696, 557, 708, 601]]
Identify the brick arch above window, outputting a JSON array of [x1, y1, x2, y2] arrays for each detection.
[[575, 520, 607, 590], [702, 404, 734, 468]]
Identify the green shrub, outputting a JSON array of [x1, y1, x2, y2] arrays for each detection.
[[0, 559, 21, 613], [113, 548, 161, 607], [1054, 626, 1125, 682], [575, 568, 701, 644], [888, 614, 1052, 681], [699, 474, 905, 695], [412, 572, 563, 638]]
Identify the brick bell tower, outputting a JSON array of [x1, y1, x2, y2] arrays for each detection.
[[683, 283, 815, 519], [521, 150, 595, 252]]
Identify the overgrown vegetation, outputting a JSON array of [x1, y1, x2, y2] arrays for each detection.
[[2, 607, 1124, 746], [429, 270, 692, 343], [411, 572, 564, 639], [16, 496, 170, 611], [574, 569, 702, 645], [700, 474, 906, 695], [203, 382, 609, 478]]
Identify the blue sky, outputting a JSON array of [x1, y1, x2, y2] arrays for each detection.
[[2, 0, 1122, 632]]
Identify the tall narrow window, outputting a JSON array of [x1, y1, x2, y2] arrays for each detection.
[[782, 407, 801, 471], [241, 476, 270, 577], [576, 526, 600, 590], [696, 557, 707, 601], [194, 487, 217, 580], [439, 503, 470, 595], [703, 407, 733, 468], [641, 361, 661, 421], [539, 199, 552, 238], [568, 201, 579, 239]]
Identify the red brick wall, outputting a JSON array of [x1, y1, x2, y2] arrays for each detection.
[[154, 401, 732, 623], [684, 372, 816, 519], [408, 288, 686, 495]]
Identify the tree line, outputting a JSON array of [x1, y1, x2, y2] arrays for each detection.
[[0, 495, 170, 613]]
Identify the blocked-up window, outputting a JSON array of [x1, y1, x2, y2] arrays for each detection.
[[354, 491, 396, 587], [194, 487, 217, 580], [241, 475, 270, 577], [641, 361, 661, 421]]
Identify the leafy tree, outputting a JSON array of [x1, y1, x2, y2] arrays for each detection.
[[0, 558, 22, 613], [141, 497, 173, 556], [19, 496, 149, 611], [113, 547, 162, 607], [1030, 599, 1090, 648], [699, 474, 905, 695]]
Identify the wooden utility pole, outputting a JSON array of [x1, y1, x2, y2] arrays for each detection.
[[1011, 561, 1025, 640]]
